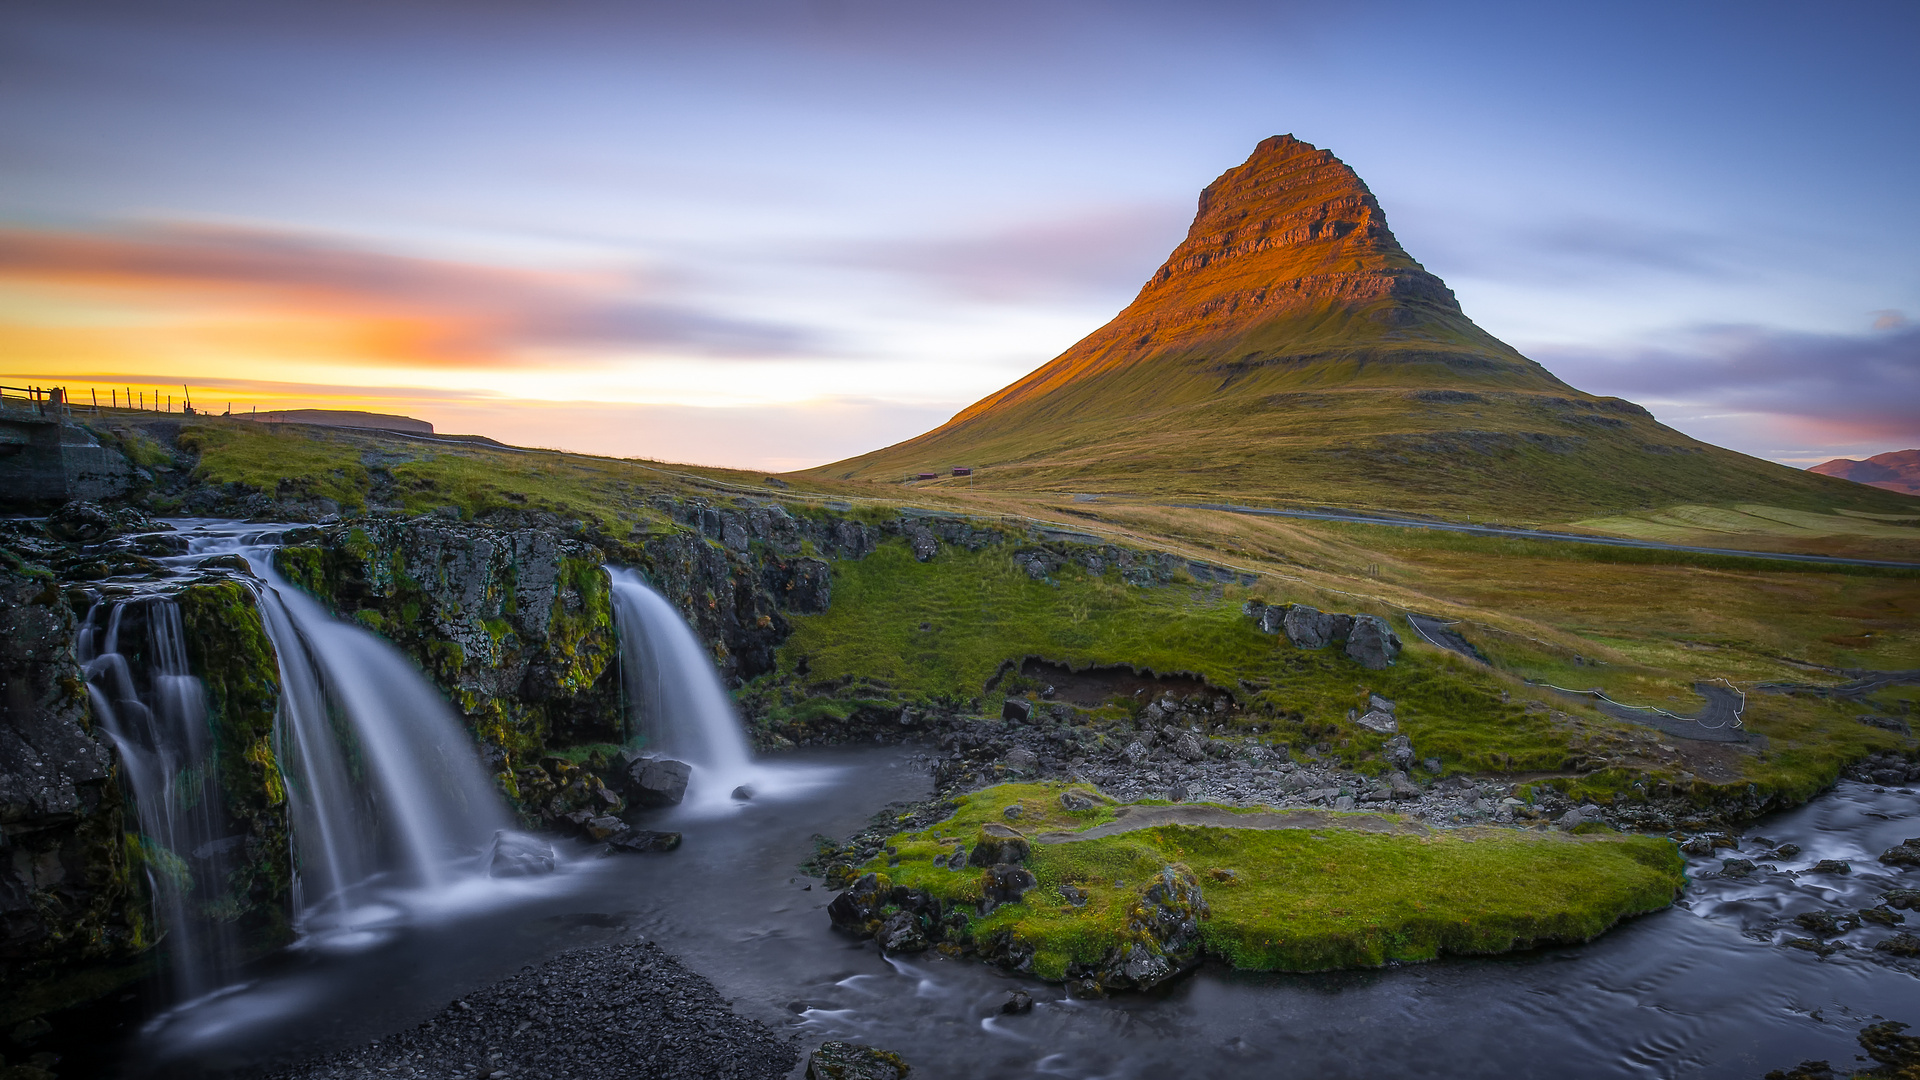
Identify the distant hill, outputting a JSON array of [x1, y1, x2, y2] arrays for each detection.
[[1810, 449, 1920, 496], [808, 136, 1915, 521], [248, 409, 433, 434]]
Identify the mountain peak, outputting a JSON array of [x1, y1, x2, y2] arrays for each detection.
[[1149, 133, 1454, 320], [806, 137, 1912, 520]]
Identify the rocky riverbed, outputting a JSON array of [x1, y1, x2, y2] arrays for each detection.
[[263, 938, 797, 1080]]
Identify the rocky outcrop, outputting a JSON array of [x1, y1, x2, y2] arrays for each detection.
[[0, 556, 141, 1017], [273, 520, 622, 781], [1244, 601, 1402, 669]]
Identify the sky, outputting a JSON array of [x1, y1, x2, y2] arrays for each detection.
[[1, 0, 1915, 471]]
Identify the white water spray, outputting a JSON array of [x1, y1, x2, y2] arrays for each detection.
[[183, 527, 513, 939], [79, 598, 240, 999], [606, 569, 760, 810]]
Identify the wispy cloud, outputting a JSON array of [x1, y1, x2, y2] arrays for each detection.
[[0, 223, 821, 365], [818, 205, 1184, 303], [1533, 319, 1920, 454]]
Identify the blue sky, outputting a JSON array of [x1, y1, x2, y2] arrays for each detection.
[[1, 0, 1914, 469]]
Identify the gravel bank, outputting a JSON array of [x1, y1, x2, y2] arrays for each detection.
[[265, 938, 796, 1080]]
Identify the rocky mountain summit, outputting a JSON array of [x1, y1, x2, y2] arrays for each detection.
[[811, 137, 1909, 521]]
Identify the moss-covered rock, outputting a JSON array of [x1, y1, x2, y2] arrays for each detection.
[[0, 561, 144, 1021], [176, 581, 292, 954]]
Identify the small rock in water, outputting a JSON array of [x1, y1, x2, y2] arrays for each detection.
[[731, 784, 755, 801], [1001, 990, 1035, 1015], [607, 829, 682, 854], [486, 831, 557, 878], [1774, 843, 1802, 859], [1720, 858, 1757, 879], [627, 757, 692, 808], [806, 1041, 910, 1080], [1810, 859, 1852, 875]]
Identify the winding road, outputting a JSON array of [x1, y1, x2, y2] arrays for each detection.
[[1171, 503, 1920, 569]]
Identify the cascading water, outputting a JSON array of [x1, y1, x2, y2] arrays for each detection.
[[91, 521, 523, 1011], [214, 531, 513, 932], [79, 597, 241, 1000], [607, 569, 759, 808]]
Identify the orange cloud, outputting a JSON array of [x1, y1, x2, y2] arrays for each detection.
[[0, 223, 817, 373]]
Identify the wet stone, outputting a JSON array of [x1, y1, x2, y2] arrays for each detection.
[[805, 1041, 910, 1080]]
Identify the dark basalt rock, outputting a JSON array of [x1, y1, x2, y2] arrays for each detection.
[[608, 829, 682, 854], [627, 757, 692, 808], [1001, 990, 1034, 1015], [1879, 838, 1920, 868], [1344, 614, 1402, 670], [806, 1041, 910, 1080], [1282, 605, 1352, 650], [1810, 859, 1852, 875], [967, 824, 1031, 867], [979, 864, 1038, 913]]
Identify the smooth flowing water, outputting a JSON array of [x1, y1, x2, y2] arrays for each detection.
[[59, 523, 1920, 1078], [607, 569, 765, 811], [78, 597, 241, 1000]]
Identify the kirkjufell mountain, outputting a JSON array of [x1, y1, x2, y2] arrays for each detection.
[[812, 136, 1914, 520]]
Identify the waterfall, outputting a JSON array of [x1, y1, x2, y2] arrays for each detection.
[[93, 520, 522, 996], [607, 569, 758, 808], [79, 597, 241, 1000], [219, 535, 512, 929]]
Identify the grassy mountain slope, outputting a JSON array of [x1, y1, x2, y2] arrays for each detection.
[[808, 136, 1917, 524]]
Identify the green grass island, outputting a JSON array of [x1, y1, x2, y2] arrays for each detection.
[[828, 781, 1686, 991]]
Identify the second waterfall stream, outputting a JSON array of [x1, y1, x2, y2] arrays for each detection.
[[606, 568, 779, 813]]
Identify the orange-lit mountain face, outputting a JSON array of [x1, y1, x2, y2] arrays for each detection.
[[811, 136, 1914, 521], [953, 134, 1564, 423]]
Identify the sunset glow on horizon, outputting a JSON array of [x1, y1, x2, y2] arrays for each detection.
[[4, 1, 1915, 470]]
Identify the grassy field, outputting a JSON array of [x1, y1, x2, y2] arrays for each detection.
[[862, 783, 1685, 976], [99, 412, 1916, 808]]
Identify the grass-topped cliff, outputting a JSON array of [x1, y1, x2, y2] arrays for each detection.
[[806, 136, 1917, 525]]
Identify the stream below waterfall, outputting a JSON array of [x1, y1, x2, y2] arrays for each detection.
[[37, 521, 1920, 1079], [81, 757, 1918, 1080]]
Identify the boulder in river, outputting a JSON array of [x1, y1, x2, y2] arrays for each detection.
[[627, 757, 692, 808], [607, 828, 682, 854], [1001, 990, 1035, 1015], [827, 872, 890, 930], [1878, 838, 1920, 868], [486, 831, 557, 877], [806, 1041, 911, 1080]]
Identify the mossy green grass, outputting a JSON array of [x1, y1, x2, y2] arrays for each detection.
[[772, 536, 1614, 777], [864, 783, 1685, 977]]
